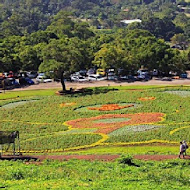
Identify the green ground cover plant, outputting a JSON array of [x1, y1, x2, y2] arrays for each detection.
[[0, 159, 190, 190], [1, 85, 190, 189], [0, 89, 57, 100]]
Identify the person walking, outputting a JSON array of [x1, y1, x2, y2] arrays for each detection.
[[179, 141, 186, 159], [182, 140, 188, 156]]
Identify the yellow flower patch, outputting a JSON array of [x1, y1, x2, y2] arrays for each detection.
[[60, 102, 76, 107]]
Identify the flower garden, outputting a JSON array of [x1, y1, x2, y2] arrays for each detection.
[[1, 86, 190, 189], [0, 86, 190, 154]]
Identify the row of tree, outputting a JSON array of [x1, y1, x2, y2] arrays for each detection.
[[0, 12, 189, 77], [0, 0, 190, 35]]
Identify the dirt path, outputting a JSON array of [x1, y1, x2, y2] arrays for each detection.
[[1, 154, 190, 162], [134, 154, 190, 161], [0, 154, 120, 162]]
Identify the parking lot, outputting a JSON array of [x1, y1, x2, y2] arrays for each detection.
[[2, 76, 189, 92]]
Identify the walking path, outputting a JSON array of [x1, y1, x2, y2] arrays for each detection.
[[1, 154, 190, 162]]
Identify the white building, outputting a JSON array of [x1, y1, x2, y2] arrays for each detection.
[[120, 19, 142, 25]]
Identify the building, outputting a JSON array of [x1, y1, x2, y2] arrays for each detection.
[[120, 19, 142, 25]]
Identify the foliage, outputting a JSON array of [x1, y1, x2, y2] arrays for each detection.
[[0, 159, 190, 189], [0, 1, 189, 73]]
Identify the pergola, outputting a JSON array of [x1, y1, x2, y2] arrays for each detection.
[[0, 131, 20, 156]]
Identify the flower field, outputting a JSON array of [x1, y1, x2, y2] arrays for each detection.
[[0, 86, 190, 153]]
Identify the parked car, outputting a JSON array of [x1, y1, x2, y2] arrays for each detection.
[[87, 68, 96, 76], [161, 77, 172, 81], [7, 78, 20, 88], [77, 76, 88, 82], [0, 78, 14, 89], [0, 73, 5, 79], [88, 74, 106, 81], [70, 73, 80, 81], [71, 74, 88, 82], [19, 77, 34, 85], [180, 73, 188, 79], [27, 71, 38, 79], [79, 70, 87, 76], [137, 73, 152, 81], [118, 75, 136, 82], [96, 69, 106, 76], [7, 71, 14, 78], [151, 69, 158, 77], [36, 76, 53, 83]]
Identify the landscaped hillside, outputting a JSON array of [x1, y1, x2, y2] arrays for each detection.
[[0, 86, 190, 189], [0, 86, 190, 153]]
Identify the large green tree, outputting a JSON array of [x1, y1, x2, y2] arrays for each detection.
[[39, 37, 89, 91]]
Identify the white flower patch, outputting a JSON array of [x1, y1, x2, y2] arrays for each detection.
[[0, 100, 38, 109], [109, 125, 164, 136], [164, 91, 190, 97]]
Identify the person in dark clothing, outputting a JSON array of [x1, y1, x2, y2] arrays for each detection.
[[179, 141, 186, 159]]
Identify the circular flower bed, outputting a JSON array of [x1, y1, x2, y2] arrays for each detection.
[[65, 112, 164, 134], [60, 102, 76, 107], [138, 97, 156, 101]]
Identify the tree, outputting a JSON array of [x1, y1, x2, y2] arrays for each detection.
[[39, 37, 88, 91], [171, 33, 189, 50], [140, 16, 183, 41], [92, 29, 186, 75], [0, 36, 21, 72], [18, 45, 40, 71], [46, 11, 74, 38]]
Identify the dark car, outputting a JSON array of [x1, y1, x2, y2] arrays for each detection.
[[180, 73, 188, 79], [7, 78, 20, 88], [0, 78, 15, 89], [137, 74, 152, 81], [27, 71, 38, 79], [19, 77, 34, 85]]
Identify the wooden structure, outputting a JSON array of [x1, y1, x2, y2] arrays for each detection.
[[0, 131, 20, 156]]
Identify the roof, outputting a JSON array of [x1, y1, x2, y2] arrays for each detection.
[[120, 19, 142, 24]]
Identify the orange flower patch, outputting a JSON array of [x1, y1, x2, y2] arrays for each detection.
[[138, 97, 156, 101], [65, 113, 164, 134], [60, 102, 76, 108], [88, 104, 134, 111]]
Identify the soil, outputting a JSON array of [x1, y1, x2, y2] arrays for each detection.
[[0, 154, 119, 162], [134, 154, 190, 161], [1, 154, 190, 162]]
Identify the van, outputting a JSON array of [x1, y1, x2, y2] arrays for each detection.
[[96, 69, 106, 76]]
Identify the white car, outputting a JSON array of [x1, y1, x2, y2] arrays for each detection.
[[36, 76, 53, 83], [71, 75, 88, 82], [88, 74, 106, 81]]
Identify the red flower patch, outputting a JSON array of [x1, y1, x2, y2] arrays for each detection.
[[138, 97, 156, 101], [88, 104, 134, 111], [65, 113, 164, 134]]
